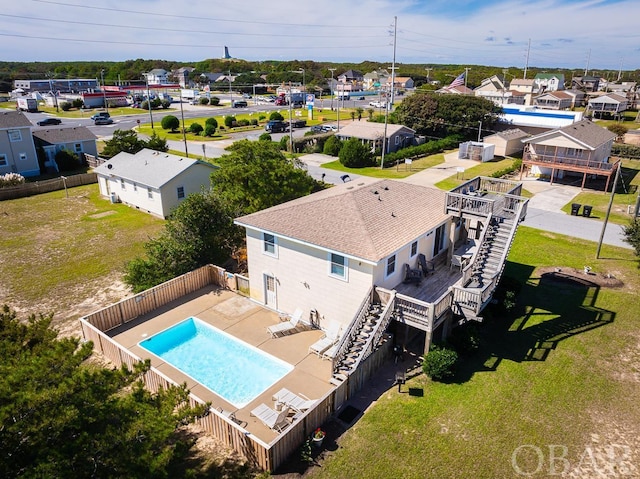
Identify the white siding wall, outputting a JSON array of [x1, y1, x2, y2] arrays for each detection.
[[245, 229, 374, 329], [160, 164, 214, 217], [103, 175, 164, 217], [371, 232, 437, 288]]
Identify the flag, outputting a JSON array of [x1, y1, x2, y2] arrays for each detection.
[[447, 72, 465, 89]]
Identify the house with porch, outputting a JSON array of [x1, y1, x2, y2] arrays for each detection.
[[533, 91, 573, 110], [363, 70, 389, 90], [0, 111, 39, 177], [144, 69, 169, 85], [32, 126, 97, 173], [235, 176, 528, 380], [586, 93, 629, 118], [93, 149, 218, 218], [533, 73, 565, 93], [336, 122, 415, 153], [520, 119, 618, 190]]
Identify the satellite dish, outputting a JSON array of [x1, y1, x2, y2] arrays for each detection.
[[107, 164, 113, 169]]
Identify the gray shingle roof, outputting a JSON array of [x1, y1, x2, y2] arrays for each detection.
[[337, 122, 414, 141], [486, 128, 530, 141], [93, 149, 217, 189], [0, 111, 32, 129], [236, 179, 449, 263], [527, 120, 616, 149], [32, 126, 97, 144]]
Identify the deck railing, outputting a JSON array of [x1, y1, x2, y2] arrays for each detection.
[[351, 295, 396, 370], [523, 151, 615, 172]]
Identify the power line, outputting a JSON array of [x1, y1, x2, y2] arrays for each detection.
[[0, 13, 383, 39], [32, 0, 387, 29]]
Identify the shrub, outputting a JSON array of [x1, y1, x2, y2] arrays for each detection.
[[269, 111, 284, 121], [0, 172, 26, 188], [237, 119, 250, 127], [611, 143, 640, 159], [250, 119, 258, 126], [59, 101, 71, 111], [449, 323, 480, 355], [140, 100, 150, 110], [224, 115, 235, 128], [323, 135, 342, 156], [161, 115, 180, 132], [608, 124, 629, 141], [204, 124, 216, 137], [339, 138, 373, 167], [279, 136, 289, 151], [210, 96, 220, 106], [422, 344, 458, 380], [622, 218, 640, 257], [72, 98, 84, 109], [145, 132, 168, 152], [199, 97, 209, 105], [490, 158, 522, 179], [151, 98, 162, 109], [205, 117, 218, 128], [161, 99, 171, 109], [54, 149, 80, 172], [259, 114, 266, 121], [189, 122, 203, 135], [259, 133, 272, 141]]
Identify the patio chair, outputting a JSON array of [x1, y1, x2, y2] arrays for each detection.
[[215, 407, 247, 427], [267, 308, 303, 338], [272, 387, 316, 413], [403, 263, 422, 284], [321, 342, 341, 360], [250, 403, 290, 433], [450, 255, 465, 272], [309, 320, 341, 356], [417, 253, 435, 277]]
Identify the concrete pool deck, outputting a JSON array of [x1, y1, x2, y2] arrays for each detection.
[[109, 286, 333, 442]]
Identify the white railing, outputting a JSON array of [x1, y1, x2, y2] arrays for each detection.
[[331, 286, 373, 375], [350, 294, 396, 370]]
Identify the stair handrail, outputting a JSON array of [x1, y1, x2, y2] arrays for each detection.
[[349, 292, 396, 371], [331, 286, 373, 374], [461, 212, 494, 285]]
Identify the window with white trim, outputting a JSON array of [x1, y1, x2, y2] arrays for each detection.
[[386, 254, 396, 277], [0, 154, 7, 167], [120, 178, 125, 190], [329, 253, 347, 279], [8, 130, 21, 142], [395, 135, 400, 145], [177, 186, 185, 199], [410, 241, 418, 257], [263, 233, 277, 256], [147, 187, 153, 199]]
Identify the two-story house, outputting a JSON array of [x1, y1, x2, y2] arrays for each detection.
[[0, 111, 39, 177]]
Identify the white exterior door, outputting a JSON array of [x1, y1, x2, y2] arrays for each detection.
[[263, 274, 277, 309]]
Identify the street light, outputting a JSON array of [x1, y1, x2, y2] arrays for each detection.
[[142, 72, 154, 129], [100, 69, 108, 113], [296, 69, 305, 93], [46, 72, 59, 112]]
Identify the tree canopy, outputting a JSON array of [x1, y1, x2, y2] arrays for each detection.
[[394, 92, 502, 140], [0, 305, 209, 478], [102, 129, 167, 158]]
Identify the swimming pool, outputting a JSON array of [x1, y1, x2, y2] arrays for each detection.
[[139, 317, 293, 407]]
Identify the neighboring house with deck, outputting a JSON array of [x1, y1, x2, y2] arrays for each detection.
[[32, 126, 97, 173], [521, 119, 618, 190], [93, 149, 218, 218], [483, 128, 530, 157], [586, 93, 629, 118], [0, 110, 39, 177], [533, 91, 573, 110]]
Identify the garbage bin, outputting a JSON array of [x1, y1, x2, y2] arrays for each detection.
[[582, 205, 592, 217], [571, 203, 581, 216]]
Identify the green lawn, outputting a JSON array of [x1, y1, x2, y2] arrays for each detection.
[[8, 101, 149, 118], [309, 227, 640, 479], [560, 159, 640, 224], [321, 153, 447, 179], [0, 184, 164, 324], [591, 110, 639, 130]]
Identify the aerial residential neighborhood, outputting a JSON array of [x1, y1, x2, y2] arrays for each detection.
[[2, 2, 640, 478]]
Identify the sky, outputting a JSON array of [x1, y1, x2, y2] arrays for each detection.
[[1, 0, 639, 72]]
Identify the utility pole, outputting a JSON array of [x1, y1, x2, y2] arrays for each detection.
[[425, 67, 432, 85], [523, 38, 531, 79], [389, 16, 397, 106], [584, 49, 591, 76], [100, 69, 108, 113], [464, 67, 471, 89], [596, 163, 621, 258], [329, 68, 336, 110], [179, 96, 188, 157], [143, 72, 154, 129], [288, 81, 294, 152], [617, 58, 624, 82], [228, 70, 232, 106]]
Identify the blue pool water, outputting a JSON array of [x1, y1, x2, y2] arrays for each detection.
[[139, 317, 293, 407]]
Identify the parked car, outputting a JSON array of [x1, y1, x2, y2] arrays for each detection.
[[90, 112, 110, 121], [242, 93, 252, 99], [94, 117, 114, 125], [264, 120, 288, 133], [321, 125, 338, 132], [232, 100, 248, 108], [290, 119, 307, 128], [36, 118, 62, 126], [310, 125, 325, 134], [369, 100, 386, 108]]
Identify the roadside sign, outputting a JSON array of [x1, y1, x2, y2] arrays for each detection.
[[306, 94, 314, 106]]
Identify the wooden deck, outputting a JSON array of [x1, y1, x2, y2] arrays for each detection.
[[394, 261, 463, 303]]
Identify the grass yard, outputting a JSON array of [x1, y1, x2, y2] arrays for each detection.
[[0, 183, 164, 333], [560, 159, 640, 224], [321, 153, 448, 179], [435, 158, 518, 190], [309, 227, 640, 479]]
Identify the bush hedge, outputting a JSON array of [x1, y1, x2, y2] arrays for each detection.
[[422, 344, 458, 380], [381, 135, 461, 167], [612, 143, 640, 159]]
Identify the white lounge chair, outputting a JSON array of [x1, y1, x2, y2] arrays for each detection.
[[267, 308, 303, 338], [250, 403, 290, 432], [215, 406, 246, 427], [321, 342, 340, 360], [272, 388, 316, 413], [309, 320, 341, 356]]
